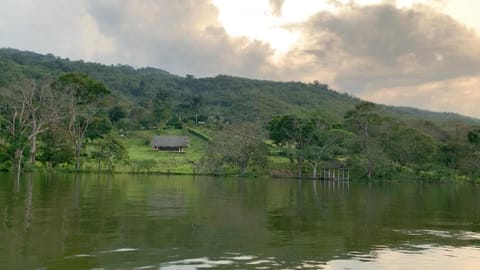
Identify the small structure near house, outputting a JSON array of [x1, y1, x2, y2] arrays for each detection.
[[151, 136, 189, 152]]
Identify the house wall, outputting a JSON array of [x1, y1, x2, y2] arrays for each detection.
[[153, 146, 185, 152]]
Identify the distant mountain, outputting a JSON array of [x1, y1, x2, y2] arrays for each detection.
[[1, 48, 479, 126]]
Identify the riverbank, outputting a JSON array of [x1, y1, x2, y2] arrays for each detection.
[[2, 127, 480, 183]]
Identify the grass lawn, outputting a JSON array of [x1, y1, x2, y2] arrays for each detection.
[[118, 128, 208, 174], [78, 126, 288, 176]]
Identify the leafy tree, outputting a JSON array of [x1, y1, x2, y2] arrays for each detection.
[[268, 115, 342, 178], [466, 127, 480, 174], [52, 73, 110, 170], [384, 126, 437, 166], [304, 128, 351, 179], [203, 122, 269, 176], [108, 105, 127, 123], [344, 102, 391, 178], [37, 128, 75, 167], [437, 141, 470, 170], [149, 90, 172, 125], [128, 106, 152, 129], [468, 127, 480, 147], [91, 134, 129, 172], [86, 115, 113, 140]]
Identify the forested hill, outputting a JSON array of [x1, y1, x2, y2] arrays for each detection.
[[1, 48, 478, 126]]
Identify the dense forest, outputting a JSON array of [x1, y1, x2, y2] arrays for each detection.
[[1, 48, 480, 181]]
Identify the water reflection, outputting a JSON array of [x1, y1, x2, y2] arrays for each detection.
[[0, 174, 480, 269]]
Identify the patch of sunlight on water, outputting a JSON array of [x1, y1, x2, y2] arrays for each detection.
[[324, 245, 480, 270], [153, 244, 480, 270]]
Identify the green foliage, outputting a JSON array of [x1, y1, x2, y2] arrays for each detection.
[[344, 102, 393, 178], [268, 115, 348, 178], [468, 127, 480, 146], [108, 105, 127, 123], [52, 73, 110, 104], [203, 122, 269, 175], [50, 72, 112, 170], [384, 127, 437, 166], [91, 134, 129, 172], [130, 159, 157, 173], [166, 116, 184, 129], [37, 129, 75, 167], [86, 115, 113, 140], [1, 48, 480, 180]]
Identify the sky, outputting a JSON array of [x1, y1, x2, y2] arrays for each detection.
[[1, 0, 480, 118]]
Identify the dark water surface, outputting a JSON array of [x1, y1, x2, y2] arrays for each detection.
[[1, 174, 480, 269]]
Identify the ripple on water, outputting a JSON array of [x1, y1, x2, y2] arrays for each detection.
[[393, 229, 480, 240], [159, 257, 234, 269], [99, 248, 139, 254]]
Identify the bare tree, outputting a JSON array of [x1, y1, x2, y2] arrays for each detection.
[[25, 83, 59, 164], [1, 80, 60, 171]]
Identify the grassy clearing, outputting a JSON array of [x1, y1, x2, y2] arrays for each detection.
[[62, 126, 287, 176], [115, 128, 208, 174]]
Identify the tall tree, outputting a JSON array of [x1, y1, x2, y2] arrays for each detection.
[[269, 115, 330, 178], [203, 122, 269, 176], [37, 127, 75, 167], [0, 80, 57, 173], [91, 134, 129, 172], [384, 126, 437, 166], [304, 128, 351, 179], [344, 102, 390, 178], [25, 81, 58, 164], [467, 127, 480, 172], [52, 73, 110, 170]]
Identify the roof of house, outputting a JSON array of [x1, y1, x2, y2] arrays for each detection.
[[151, 136, 189, 147]]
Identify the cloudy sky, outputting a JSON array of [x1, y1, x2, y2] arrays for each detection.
[[1, 0, 480, 117]]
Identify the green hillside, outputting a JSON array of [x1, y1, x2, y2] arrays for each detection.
[[1, 48, 480, 180], [1, 48, 478, 126]]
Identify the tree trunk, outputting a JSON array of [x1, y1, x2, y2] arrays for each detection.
[[15, 148, 23, 177], [97, 158, 101, 173], [30, 134, 37, 164], [240, 166, 247, 176], [75, 141, 82, 171], [312, 163, 318, 179], [297, 160, 303, 178], [239, 161, 247, 176], [367, 163, 373, 178]]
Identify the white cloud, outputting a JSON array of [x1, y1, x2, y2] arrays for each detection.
[[362, 75, 480, 117], [1, 0, 480, 117], [0, 0, 114, 61], [293, 4, 480, 91]]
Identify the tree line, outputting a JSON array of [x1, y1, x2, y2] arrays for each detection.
[[203, 102, 480, 180], [1, 72, 479, 181], [0, 73, 128, 174]]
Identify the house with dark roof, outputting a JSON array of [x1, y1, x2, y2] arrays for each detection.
[[150, 136, 189, 152]]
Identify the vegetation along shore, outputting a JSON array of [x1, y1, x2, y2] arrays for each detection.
[[1, 48, 480, 182]]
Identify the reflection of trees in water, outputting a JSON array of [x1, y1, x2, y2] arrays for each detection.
[[0, 175, 480, 269], [265, 180, 480, 262], [148, 188, 187, 218]]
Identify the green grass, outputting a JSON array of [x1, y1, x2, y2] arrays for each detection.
[[110, 127, 289, 176], [118, 128, 208, 174]]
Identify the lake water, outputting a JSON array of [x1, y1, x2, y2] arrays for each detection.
[[1, 174, 479, 269]]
